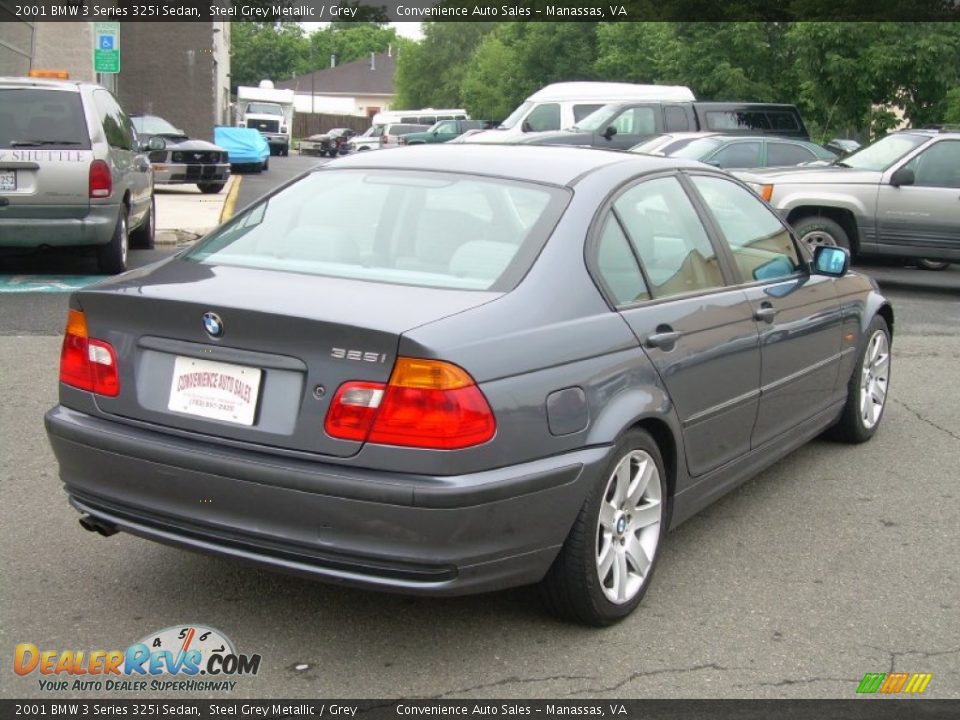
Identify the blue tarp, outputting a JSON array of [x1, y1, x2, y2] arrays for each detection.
[[214, 127, 269, 165]]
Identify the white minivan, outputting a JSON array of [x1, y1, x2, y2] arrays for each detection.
[[463, 82, 695, 144]]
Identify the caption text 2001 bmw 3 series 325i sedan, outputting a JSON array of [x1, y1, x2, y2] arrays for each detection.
[[45, 145, 893, 626]]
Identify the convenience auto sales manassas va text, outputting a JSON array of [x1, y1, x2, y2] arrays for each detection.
[[396, 707, 617, 716]]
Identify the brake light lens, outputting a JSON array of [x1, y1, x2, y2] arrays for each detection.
[[89, 160, 112, 198], [59, 309, 120, 396], [324, 358, 496, 449]]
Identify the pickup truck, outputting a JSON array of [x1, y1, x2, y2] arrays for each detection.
[[399, 119, 494, 145]]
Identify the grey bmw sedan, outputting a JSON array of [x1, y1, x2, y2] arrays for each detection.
[[45, 145, 893, 625]]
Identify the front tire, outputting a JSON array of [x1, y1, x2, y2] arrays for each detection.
[[829, 315, 891, 443], [792, 216, 851, 253], [97, 210, 129, 274], [129, 196, 155, 250], [197, 182, 225, 194], [539, 429, 667, 626]]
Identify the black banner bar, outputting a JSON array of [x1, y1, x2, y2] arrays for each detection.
[[1, 0, 958, 22], [2, 700, 960, 720]]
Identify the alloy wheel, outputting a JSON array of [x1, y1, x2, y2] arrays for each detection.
[[596, 450, 663, 605], [860, 329, 890, 430]]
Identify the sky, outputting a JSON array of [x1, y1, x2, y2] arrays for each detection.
[[301, 22, 425, 40]]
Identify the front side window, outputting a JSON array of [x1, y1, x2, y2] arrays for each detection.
[[0, 89, 91, 150], [904, 140, 960, 188], [690, 175, 802, 283], [524, 104, 561, 132], [185, 170, 569, 292], [609, 107, 657, 136], [432, 120, 458, 134], [614, 176, 724, 299]]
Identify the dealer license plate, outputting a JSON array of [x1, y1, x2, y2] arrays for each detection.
[[168, 356, 262, 426], [0, 171, 15, 192]]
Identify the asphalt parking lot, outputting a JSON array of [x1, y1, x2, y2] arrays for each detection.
[[1, 154, 958, 700]]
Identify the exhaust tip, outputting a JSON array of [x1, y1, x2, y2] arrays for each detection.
[[78, 514, 118, 537]]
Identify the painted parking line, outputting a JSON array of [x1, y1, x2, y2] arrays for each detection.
[[0, 275, 105, 293]]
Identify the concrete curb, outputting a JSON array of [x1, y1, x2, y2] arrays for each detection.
[[155, 229, 204, 247]]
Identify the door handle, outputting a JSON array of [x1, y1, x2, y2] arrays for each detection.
[[753, 303, 778, 323], [644, 329, 681, 350]]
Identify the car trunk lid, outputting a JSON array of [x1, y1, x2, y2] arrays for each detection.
[[72, 260, 499, 458]]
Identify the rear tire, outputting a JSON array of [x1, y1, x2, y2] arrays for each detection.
[[917, 259, 950, 271], [97, 210, 129, 274], [792, 216, 851, 253], [197, 182, 225, 194], [129, 196, 155, 250], [539, 429, 667, 626], [829, 315, 891, 443]]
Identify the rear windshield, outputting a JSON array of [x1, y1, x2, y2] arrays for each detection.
[[386, 124, 425, 135], [185, 169, 570, 291], [0, 89, 91, 150]]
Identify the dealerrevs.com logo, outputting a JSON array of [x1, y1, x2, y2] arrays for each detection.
[[14, 625, 261, 693]]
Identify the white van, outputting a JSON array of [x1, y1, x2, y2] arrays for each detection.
[[463, 82, 695, 144], [370, 109, 469, 127]]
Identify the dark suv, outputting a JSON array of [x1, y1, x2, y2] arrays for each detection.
[[0, 77, 155, 272]]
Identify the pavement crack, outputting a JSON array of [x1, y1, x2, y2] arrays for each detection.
[[428, 674, 595, 699], [893, 399, 960, 442], [559, 662, 736, 696], [735, 676, 856, 689], [863, 644, 960, 673]]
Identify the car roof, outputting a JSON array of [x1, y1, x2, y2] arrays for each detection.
[[0, 76, 92, 91], [324, 144, 704, 187]]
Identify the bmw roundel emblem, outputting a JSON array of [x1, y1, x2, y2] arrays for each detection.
[[202, 312, 224, 338]]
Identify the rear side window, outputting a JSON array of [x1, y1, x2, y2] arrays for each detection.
[[594, 217, 650, 306], [664, 106, 690, 132], [0, 88, 91, 150], [185, 170, 570, 292], [690, 175, 802, 283], [614, 176, 724, 298], [92, 90, 135, 150], [705, 110, 771, 132], [766, 142, 816, 167], [709, 141, 762, 168]]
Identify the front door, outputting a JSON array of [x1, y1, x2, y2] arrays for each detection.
[[686, 174, 843, 448], [877, 139, 960, 260]]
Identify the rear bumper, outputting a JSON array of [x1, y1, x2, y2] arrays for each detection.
[[45, 405, 606, 596], [0, 204, 119, 248]]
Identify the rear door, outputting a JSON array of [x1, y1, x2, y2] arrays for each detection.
[[686, 173, 842, 448], [591, 173, 761, 478]]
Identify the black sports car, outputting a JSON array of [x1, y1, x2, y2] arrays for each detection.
[[132, 115, 231, 194]]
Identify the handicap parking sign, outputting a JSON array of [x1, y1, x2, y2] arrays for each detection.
[[99, 35, 114, 50]]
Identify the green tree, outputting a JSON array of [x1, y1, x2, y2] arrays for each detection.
[[460, 36, 521, 120], [229, 22, 309, 92], [945, 87, 960, 124], [394, 22, 497, 109]]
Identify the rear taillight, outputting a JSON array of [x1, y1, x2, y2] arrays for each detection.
[[88, 160, 112, 199], [383, 134, 390, 144], [59, 309, 120, 397], [324, 358, 496, 450]]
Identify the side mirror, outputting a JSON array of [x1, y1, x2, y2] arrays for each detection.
[[432, 130, 439, 136], [602, 126, 618, 140], [812, 245, 850, 277], [147, 136, 166, 151], [890, 166, 915, 187], [521, 120, 533, 133]]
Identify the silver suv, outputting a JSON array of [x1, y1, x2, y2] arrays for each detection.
[[0, 77, 155, 273], [736, 128, 960, 268]]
